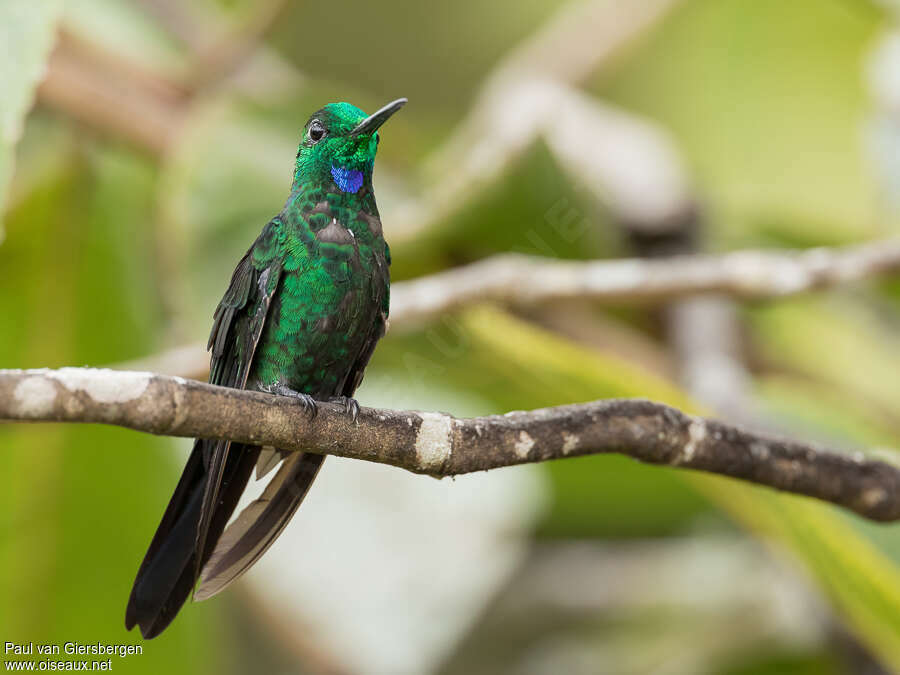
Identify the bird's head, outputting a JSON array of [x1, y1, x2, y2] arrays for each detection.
[[292, 98, 406, 194]]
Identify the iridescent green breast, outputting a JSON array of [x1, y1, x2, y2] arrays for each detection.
[[247, 185, 389, 397]]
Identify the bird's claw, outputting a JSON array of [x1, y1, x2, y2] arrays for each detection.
[[329, 396, 360, 422], [261, 383, 318, 419], [294, 392, 318, 419]]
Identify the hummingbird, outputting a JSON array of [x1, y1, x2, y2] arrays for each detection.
[[125, 98, 405, 639]]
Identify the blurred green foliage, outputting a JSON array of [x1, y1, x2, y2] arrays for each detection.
[[2, 0, 900, 673], [0, 131, 222, 671], [599, 0, 883, 247]]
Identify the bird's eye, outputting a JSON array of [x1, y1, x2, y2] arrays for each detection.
[[308, 120, 326, 143], [375, 133, 380, 145]]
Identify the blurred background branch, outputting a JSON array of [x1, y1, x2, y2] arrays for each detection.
[[392, 237, 900, 322], [118, 236, 900, 380]]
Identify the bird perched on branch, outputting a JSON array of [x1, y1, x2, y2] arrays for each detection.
[[125, 98, 406, 639]]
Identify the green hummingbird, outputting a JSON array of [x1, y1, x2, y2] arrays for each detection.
[[125, 98, 405, 639]]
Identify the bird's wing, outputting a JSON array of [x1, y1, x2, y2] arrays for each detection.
[[125, 223, 281, 638], [195, 239, 391, 600], [194, 233, 282, 583], [343, 241, 390, 396]]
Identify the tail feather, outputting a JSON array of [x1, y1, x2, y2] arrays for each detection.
[[255, 446, 288, 480], [125, 442, 204, 633], [194, 453, 324, 601], [125, 440, 260, 639]]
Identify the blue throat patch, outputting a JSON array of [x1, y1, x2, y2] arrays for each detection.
[[331, 165, 364, 193]]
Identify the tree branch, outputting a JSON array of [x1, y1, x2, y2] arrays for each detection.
[[391, 238, 900, 325], [114, 238, 900, 379], [2, 368, 899, 522]]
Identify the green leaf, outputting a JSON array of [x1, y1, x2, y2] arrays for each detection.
[[750, 297, 900, 426]]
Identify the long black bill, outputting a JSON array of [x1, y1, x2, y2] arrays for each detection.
[[350, 98, 407, 136]]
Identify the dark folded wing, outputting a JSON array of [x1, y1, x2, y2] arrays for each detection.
[[195, 250, 282, 582], [125, 225, 281, 638]]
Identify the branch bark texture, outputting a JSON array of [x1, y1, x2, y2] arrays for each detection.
[[2, 368, 899, 522]]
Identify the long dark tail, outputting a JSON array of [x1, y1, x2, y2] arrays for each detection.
[[125, 440, 260, 639]]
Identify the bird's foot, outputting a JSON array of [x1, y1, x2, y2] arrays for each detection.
[[261, 383, 318, 418], [328, 396, 360, 422]]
